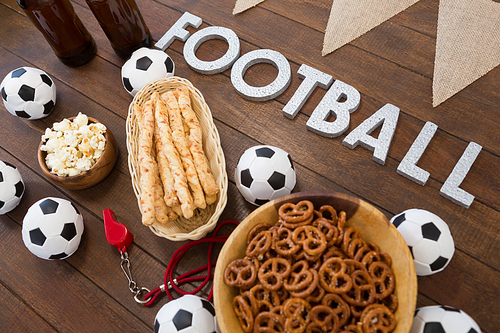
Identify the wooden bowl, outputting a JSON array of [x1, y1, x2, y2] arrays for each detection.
[[213, 191, 417, 333], [38, 116, 118, 190]]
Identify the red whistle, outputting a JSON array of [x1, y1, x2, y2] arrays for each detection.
[[103, 209, 133, 253]]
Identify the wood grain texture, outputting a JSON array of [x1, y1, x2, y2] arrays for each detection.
[[0, 0, 498, 331]]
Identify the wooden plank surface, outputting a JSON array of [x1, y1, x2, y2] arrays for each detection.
[[0, 0, 498, 332]]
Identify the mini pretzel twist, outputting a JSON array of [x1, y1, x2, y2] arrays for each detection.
[[318, 257, 352, 294], [253, 312, 285, 333], [246, 230, 272, 260], [368, 261, 395, 300], [360, 304, 396, 333], [292, 225, 327, 256], [341, 269, 376, 307], [233, 294, 254, 333], [309, 305, 340, 332], [283, 298, 312, 333], [273, 227, 301, 256], [278, 200, 315, 228], [247, 223, 271, 244], [321, 293, 351, 327], [258, 258, 292, 291], [224, 258, 257, 288]]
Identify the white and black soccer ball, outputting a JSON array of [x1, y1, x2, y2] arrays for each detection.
[[1, 67, 56, 119], [0, 161, 25, 214], [121, 47, 175, 96], [410, 305, 481, 333], [22, 197, 84, 260], [235, 145, 296, 206], [154, 295, 220, 333], [391, 208, 455, 276]]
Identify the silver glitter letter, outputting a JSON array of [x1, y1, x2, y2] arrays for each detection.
[[231, 49, 291, 101], [183, 26, 240, 74], [342, 104, 400, 165], [440, 142, 482, 208], [305, 80, 360, 138], [155, 12, 202, 51], [282, 64, 333, 119], [397, 122, 438, 185]]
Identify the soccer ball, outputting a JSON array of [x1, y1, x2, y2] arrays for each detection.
[[22, 197, 84, 260], [121, 47, 175, 96], [0, 161, 25, 214], [235, 145, 296, 206], [410, 305, 481, 333], [1, 67, 56, 119], [391, 209, 455, 276], [154, 295, 220, 333]]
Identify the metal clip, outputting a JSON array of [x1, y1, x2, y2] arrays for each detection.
[[120, 251, 151, 304]]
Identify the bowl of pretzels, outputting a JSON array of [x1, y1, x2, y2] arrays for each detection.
[[126, 77, 227, 241], [213, 191, 417, 333]]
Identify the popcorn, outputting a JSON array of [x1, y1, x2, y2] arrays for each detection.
[[41, 113, 107, 177]]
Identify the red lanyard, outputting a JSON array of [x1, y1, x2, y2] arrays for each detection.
[[103, 209, 238, 305]]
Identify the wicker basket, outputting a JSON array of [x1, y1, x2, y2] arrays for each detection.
[[126, 77, 228, 241]]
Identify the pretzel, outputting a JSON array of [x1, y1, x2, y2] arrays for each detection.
[[305, 282, 326, 304], [162, 91, 206, 209], [313, 217, 339, 247], [246, 230, 272, 260], [315, 205, 338, 223], [175, 87, 219, 204], [283, 297, 312, 333], [380, 293, 398, 313], [273, 227, 301, 256], [309, 305, 340, 332], [225, 200, 399, 333], [335, 211, 347, 246], [368, 261, 395, 300], [322, 293, 351, 327], [249, 284, 281, 314], [292, 225, 327, 256], [290, 268, 320, 299], [233, 294, 254, 333], [258, 258, 292, 291], [224, 258, 257, 288], [154, 94, 195, 219], [318, 257, 352, 294], [247, 223, 271, 244], [278, 200, 315, 228], [253, 312, 285, 333], [284, 260, 313, 291], [360, 304, 396, 333], [341, 269, 376, 307]]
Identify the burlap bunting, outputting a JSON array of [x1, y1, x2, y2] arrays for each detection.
[[232, 0, 500, 107], [233, 0, 266, 14], [322, 0, 420, 56], [433, 0, 500, 107]]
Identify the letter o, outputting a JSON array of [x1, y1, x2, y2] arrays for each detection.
[[231, 49, 291, 101]]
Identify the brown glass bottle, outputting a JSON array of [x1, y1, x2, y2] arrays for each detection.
[[85, 0, 152, 59], [18, 0, 97, 67]]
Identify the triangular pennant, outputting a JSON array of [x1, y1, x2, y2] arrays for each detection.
[[322, 0, 420, 56], [233, 0, 267, 14], [433, 0, 500, 107]]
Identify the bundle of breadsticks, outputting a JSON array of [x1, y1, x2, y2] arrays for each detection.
[[135, 87, 219, 226]]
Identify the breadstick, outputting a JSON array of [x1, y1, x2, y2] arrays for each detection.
[[175, 87, 219, 205], [152, 92, 180, 208], [162, 91, 206, 209], [152, 159, 169, 224], [155, 94, 195, 219], [138, 100, 156, 226]]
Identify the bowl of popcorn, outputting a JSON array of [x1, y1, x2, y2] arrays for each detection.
[[37, 113, 118, 190]]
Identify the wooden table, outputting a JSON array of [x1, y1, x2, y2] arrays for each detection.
[[1, 0, 499, 332]]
